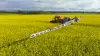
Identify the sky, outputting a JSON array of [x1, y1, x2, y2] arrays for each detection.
[[0, 0, 100, 11]]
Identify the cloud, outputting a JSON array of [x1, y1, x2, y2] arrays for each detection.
[[0, 0, 100, 11]]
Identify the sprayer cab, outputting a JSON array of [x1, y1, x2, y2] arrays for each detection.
[[50, 16, 64, 24]]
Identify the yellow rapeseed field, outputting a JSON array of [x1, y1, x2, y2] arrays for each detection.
[[0, 14, 100, 56]]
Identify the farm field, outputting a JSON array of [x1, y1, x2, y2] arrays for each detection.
[[0, 14, 100, 56]]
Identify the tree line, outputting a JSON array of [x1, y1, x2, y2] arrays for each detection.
[[0, 10, 100, 14]]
